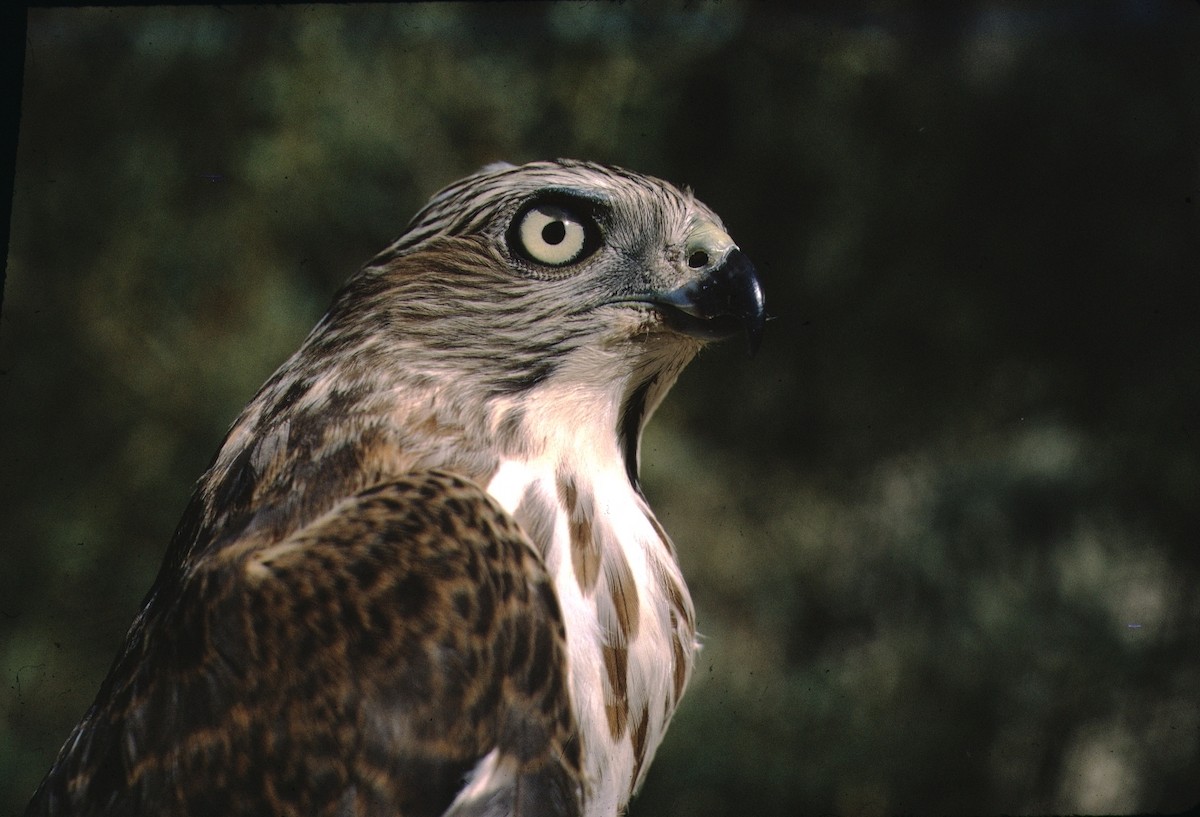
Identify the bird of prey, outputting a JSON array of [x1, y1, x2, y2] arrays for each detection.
[[27, 159, 765, 817]]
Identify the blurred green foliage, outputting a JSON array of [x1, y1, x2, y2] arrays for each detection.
[[3, 3, 1198, 815]]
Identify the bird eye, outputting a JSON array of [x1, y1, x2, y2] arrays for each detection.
[[512, 202, 595, 267]]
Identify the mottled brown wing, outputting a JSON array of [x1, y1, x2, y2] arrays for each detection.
[[26, 471, 583, 817]]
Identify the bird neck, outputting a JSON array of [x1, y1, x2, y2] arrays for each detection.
[[478, 358, 698, 814]]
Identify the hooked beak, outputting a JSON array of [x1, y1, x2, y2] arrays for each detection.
[[650, 249, 766, 356]]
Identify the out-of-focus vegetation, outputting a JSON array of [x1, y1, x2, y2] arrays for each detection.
[[2, 3, 1198, 814]]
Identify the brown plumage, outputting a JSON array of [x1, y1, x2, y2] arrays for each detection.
[[26, 160, 764, 816]]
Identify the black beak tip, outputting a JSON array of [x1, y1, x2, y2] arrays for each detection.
[[648, 247, 766, 355]]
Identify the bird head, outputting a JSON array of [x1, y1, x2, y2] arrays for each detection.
[[356, 159, 763, 374], [303, 160, 764, 477]]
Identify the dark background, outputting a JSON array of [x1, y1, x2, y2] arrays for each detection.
[[2, 3, 1198, 814]]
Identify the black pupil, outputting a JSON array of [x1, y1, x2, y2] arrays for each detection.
[[542, 220, 566, 245], [688, 250, 709, 268]]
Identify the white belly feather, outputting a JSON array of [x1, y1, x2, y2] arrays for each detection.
[[486, 458, 695, 816]]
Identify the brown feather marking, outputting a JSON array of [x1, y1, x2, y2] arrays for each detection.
[[670, 610, 689, 703], [570, 516, 597, 592], [651, 551, 694, 706], [602, 545, 640, 641], [630, 705, 649, 786], [558, 473, 599, 593], [557, 472, 577, 511], [660, 569, 693, 632], [602, 644, 629, 740]]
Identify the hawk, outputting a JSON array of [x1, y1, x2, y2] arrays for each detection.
[[27, 159, 765, 816]]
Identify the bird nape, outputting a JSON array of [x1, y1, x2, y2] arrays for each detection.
[[26, 159, 765, 817]]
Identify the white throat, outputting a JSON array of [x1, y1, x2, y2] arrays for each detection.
[[482, 362, 697, 815]]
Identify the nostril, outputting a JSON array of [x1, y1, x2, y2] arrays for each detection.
[[687, 250, 709, 269]]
